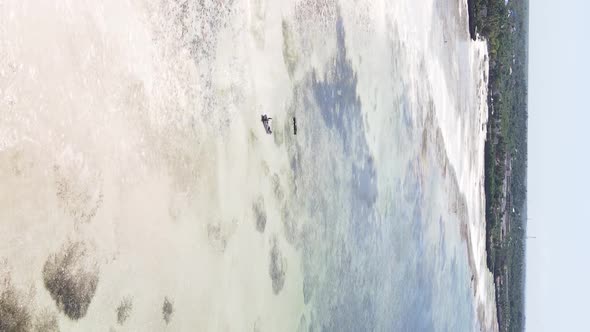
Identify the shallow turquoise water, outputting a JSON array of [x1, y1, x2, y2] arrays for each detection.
[[282, 16, 477, 331]]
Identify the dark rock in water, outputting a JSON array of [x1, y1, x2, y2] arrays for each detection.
[[0, 279, 32, 332], [253, 196, 267, 233], [42, 240, 99, 320], [162, 297, 174, 324], [116, 297, 133, 325], [269, 237, 286, 294]]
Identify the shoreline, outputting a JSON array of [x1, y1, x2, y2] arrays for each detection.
[[431, 25, 499, 330], [463, 0, 529, 330]]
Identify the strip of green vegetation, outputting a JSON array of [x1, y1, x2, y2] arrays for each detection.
[[467, 0, 528, 331]]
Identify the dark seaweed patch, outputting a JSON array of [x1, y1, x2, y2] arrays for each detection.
[[42, 241, 99, 320], [253, 196, 267, 233], [0, 278, 32, 332], [269, 238, 286, 294], [162, 297, 174, 324], [116, 297, 133, 325]]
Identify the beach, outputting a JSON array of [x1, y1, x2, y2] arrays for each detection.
[[0, 0, 497, 330]]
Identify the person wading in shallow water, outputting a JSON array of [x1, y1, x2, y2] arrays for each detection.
[[261, 114, 272, 134], [261, 115, 297, 135]]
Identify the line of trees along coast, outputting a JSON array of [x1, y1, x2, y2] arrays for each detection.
[[467, 0, 528, 331]]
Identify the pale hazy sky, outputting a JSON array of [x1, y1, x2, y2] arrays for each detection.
[[527, 0, 590, 330]]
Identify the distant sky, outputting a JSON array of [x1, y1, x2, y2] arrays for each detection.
[[527, 0, 590, 331]]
